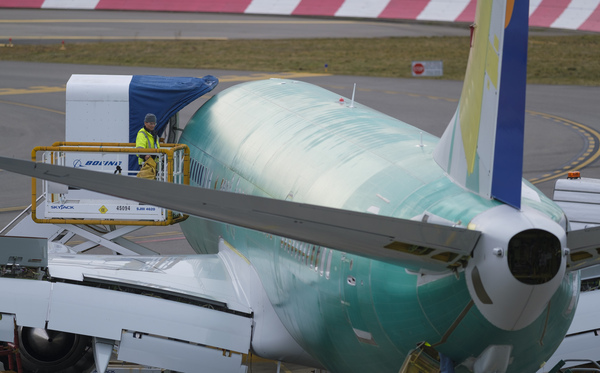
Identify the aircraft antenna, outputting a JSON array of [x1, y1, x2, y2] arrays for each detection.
[[350, 83, 356, 108], [416, 131, 425, 148]]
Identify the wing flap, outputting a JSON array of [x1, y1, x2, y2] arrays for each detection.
[[554, 178, 600, 230], [0, 263, 252, 356], [554, 177, 600, 270], [48, 254, 252, 314], [0, 157, 481, 272], [565, 227, 600, 271]]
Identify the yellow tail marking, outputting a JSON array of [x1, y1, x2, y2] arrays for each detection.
[[505, 0, 515, 28], [459, 0, 494, 174]]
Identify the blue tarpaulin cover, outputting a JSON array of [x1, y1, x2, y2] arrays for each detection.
[[128, 75, 218, 170]]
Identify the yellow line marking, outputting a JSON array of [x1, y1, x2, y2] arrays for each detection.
[[0, 99, 64, 114], [0, 206, 27, 213], [0, 86, 66, 96], [527, 110, 600, 184]]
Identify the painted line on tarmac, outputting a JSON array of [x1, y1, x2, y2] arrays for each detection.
[[0, 86, 66, 96], [0, 99, 64, 115], [527, 110, 600, 185], [0, 205, 27, 213]]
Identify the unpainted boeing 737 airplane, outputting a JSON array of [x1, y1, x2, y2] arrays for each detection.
[[1, 0, 600, 372]]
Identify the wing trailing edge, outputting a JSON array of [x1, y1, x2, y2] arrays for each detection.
[[554, 177, 600, 271], [0, 156, 480, 273], [565, 227, 600, 271], [433, 0, 529, 209]]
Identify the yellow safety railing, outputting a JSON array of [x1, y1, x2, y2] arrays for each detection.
[[30, 142, 190, 226]]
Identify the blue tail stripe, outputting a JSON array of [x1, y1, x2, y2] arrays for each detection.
[[490, 0, 529, 209]]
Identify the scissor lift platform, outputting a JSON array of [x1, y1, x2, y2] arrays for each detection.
[[1, 142, 190, 256]]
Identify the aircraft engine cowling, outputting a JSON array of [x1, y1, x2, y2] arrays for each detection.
[[465, 205, 567, 331], [18, 327, 95, 373]]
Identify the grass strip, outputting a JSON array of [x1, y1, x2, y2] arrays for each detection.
[[1, 35, 598, 85]]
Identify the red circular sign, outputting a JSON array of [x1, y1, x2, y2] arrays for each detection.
[[413, 63, 425, 75]]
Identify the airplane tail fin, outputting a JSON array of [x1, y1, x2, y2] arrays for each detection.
[[433, 0, 529, 209]]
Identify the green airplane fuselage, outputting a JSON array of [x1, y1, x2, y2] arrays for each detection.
[[179, 79, 576, 373]]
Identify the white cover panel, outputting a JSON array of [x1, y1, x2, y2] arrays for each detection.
[[65, 75, 132, 143]]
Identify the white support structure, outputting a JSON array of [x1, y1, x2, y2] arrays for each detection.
[[2, 198, 157, 256], [0, 249, 254, 373], [59, 224, 156, 255]]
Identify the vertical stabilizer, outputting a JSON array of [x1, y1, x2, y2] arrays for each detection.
[[433, 0, 529, 209]]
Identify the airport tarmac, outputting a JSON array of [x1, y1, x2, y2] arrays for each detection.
[[0, 9, 599, 373]]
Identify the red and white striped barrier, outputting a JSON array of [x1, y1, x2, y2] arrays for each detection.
[[1, 0, 598, 32]]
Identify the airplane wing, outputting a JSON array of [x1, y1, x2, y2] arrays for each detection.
[[565, 227, 600, 270], [0, 236, 317, 373], [554, 177, 600, 271], [0, 156, 480, 273], [535, 268, 600, 373]]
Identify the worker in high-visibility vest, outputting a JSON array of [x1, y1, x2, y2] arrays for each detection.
[[136, 113, 160, 166]]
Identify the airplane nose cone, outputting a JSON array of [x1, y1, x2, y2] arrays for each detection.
[[465, 205, 567, 331]]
